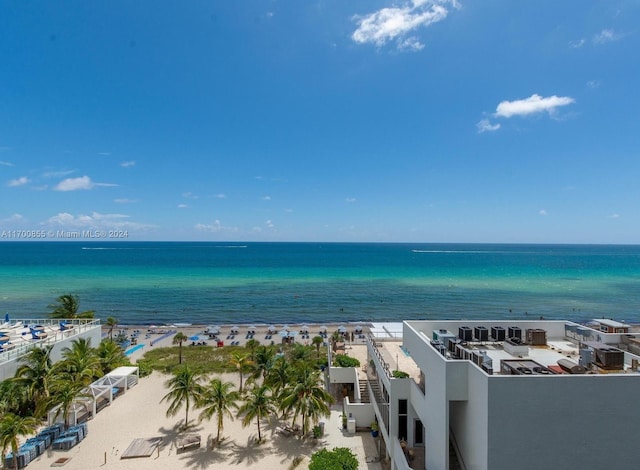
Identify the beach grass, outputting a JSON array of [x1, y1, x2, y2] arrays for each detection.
[[142, 343, 328, 375]]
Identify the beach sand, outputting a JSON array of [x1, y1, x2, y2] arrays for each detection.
[[25, 323, 382, 470]]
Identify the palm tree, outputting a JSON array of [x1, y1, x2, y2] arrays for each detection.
[[198, 378, 240, 443], [173, 332, 188, 365], [13, 345, 54, 406], [265, 356, 291, 397], [48, 294, 94, 319], [311, 336, 324, 359], [161, 365, 204, 429], [280, 363, 333, 437], [0, 380, 30, 419], [56, 338, 102, 386], [245, 339, 260, 358], [0, 413, 37, 470], [45, 379, 90, 428], [237, 384, 275, 443], [96, 340, 128, 374], [105, 316, 118, 340], [249, 345, 275, 383], [229, 351, 252, 393]]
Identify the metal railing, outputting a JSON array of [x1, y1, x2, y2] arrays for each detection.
[[0, 319, 101, 365]]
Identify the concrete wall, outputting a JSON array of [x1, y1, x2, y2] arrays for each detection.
[[449, 363, 489, 470], [328, 365, 359, 384], [404, 322, 450, 470], [0, 326, 102, 380], [487, 374, 640, 470], [343, 397, 375, 429]]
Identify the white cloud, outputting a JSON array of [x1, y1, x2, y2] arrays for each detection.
[[352, 0, 456, 50], [586, 80, 600, 89], [2, 213, 24, 223], [608, 213, 620, 219], [195, 220, 239, 234], [476, 119, 501, 133], [495, 94, 575, 118], [177, 204, 188, 208], [593, 29, 620, 44], [346, 197, 357, 203], [284, 208, 293, 213], [398, 36, 425, 51], [42, 169, 74, 179], [98, 152, 112, 156], [569, 38, 585, 48], [265, 220, 275, 229], [215, 194, 227, 199], [120, 161, 135, 168], [114, 198, 138, 204], [44, 211, 152, 231], [54, 175, 117, 191], [0, 160, 14, 167], [7, 176, 30, 187], [262, 196, 272, 201], [182, 192, 199, 199], [539, 209, 547, 216]]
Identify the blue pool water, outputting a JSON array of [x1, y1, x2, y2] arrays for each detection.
[[124, 344, 144, 356]]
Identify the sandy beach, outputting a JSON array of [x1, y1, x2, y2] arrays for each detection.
[[23, 323, 381, 470]]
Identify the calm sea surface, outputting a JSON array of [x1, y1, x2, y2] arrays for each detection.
[[1, 242, 640, 325]]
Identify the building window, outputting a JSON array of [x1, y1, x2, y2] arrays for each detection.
[[398, 399, 408, 441], [399, 399, 407, 415], [414, 419, 424, 445]]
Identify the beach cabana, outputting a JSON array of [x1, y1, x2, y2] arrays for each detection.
[[267, 325, 277, 334], [89, 366, 139, 414], [48, 396, 94, 427], [206, 325, 220, 335], [230, 325, 239, 334], [248, 325, 256, 334], [338, 325, 347, 334], [300, 325, 309, 334]]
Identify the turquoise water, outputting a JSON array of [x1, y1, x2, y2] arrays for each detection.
[[124, 344, 144, 356], [1, 242, 640, 325]]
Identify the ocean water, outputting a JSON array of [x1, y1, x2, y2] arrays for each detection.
[[1, 242, 640, 325]]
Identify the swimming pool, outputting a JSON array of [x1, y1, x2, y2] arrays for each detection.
[[124, 344, 144, 356], [399, 345, 411, 357]]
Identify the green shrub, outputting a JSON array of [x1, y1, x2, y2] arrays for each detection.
[[333, 354, 360, 368], [392, 370, 409, 378], [309, 447, 358, 470]]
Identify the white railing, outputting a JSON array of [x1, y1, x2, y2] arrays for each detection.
[[0, 319, 101, 365]]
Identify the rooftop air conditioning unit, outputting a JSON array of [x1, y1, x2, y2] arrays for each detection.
[[458, 327, 473, 342], [595, 347, 624, 370], [474, 326, 489, 342], [508, 326, 522, 340], [491, 326, 506, 341]]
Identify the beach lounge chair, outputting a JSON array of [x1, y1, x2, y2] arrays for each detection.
[[177, 434, 200, 453]]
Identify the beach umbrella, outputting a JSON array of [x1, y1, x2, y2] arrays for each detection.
[[355, 324, 363, 333], [283, 324, 289, 331], [279, 330, 289, 337], [231, 325, 239, 333], [338, 325, 347, 334], [319, 325, 327, 333], [207, 325, 220, 334], [268, 325, 276, 333], [300, 324, 309, 333]]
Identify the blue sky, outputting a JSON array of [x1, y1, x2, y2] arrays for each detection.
[[1, 1, 638, 243]]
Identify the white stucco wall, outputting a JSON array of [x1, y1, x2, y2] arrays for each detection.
[[487, 374, 640, 470]]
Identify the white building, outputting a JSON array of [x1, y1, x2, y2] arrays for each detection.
[[366, 319, 640, 470]]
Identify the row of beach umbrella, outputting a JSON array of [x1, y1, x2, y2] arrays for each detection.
[[204, 323, 363, 335]]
